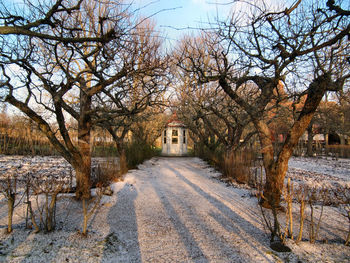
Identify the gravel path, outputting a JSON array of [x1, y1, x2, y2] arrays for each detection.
[[104, 157, 277, 262]]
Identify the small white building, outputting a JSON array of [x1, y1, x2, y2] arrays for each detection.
[[161, 114, 188, 156]]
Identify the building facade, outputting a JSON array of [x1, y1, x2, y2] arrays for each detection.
[[161, 114, 188, 156]]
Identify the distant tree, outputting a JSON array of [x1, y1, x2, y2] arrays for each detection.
[[130, 107, 168, 146], [92, 20, 168, 155], [337, 90, 350, 142], [175, 72, 220, 154], [176, 78, 255, 156], [314, 100, 342, 136], [177, 103, 219, 154]]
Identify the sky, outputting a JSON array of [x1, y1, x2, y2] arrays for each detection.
[[134, 0, 232, 41], [133, 0, 288, 46]]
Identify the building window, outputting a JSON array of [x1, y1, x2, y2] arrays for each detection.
[[172, 129, 178, 144], [183, 130, 186, 144]]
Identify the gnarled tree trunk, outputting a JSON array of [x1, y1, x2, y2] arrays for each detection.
[[75, 89, 92, 199], [259, 74, 331, 208]]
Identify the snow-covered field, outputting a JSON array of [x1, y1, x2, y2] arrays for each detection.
[[289, 156, 350, 181], [288, 156, 350, 181], [0, 156, 349, 262]]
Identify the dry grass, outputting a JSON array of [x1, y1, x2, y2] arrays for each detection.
[[221, 148, 261, 187], [223, 150, 256, 184]]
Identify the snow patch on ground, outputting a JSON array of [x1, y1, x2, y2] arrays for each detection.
[[0, 156, 349, 262], [287, 156, 350, 191], [288, 156, 350, 181]]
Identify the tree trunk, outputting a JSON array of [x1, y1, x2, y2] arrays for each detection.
[[75, 89, 92, 199], [119, 149, 128, 175], [47, 192, 58, 232], [306, 124, 314, 157], [115, 140, 125, 157], [27, 200, 40, 233], [253, 120, 278, 207], [259, 74, 329, 208], [106, 128, 129, 174], [263, 163, 287, 208], [340, 135, 346, 157], [75, 154, 91, 199], [7, 196, 15, 233], [82, 198, 88, 236]]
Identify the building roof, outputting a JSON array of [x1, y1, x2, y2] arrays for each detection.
[[166, 112, 186, 128]]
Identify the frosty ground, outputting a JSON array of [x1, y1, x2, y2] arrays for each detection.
[[0, 156, 349, 262]]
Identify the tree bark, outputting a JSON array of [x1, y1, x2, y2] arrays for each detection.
[[7, 196, 14, 233], [262, 162, 286, 208], [306, 123, 314, 157], [75, 89, 92, 199], [340, 135, 346, 157], [259, 74, 330, 208]]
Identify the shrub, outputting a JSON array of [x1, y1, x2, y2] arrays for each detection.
[[125, 140, 160, 169], [0, 170, 20, 233], [92, 157, 123, 187], [92, 144, 119, 157], [223, 149, 256, 185], [194, 142, 259, 186], [27, 172, 68, 232], [258, 181, 349, 246]]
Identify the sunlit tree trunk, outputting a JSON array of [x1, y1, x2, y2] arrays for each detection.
[[260, 74, 330, 207], [75, 88, 92, 199]]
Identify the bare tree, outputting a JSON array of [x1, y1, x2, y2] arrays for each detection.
[[0, 169, 19, 233], [177, 0, 350, 208], [176, 78, 255, 154], [176, 88, 220, 155], [0, 0, 115, 43], [130, 107, 168, 146], [92, 19, 168, 155], [337, 90, 350, 145], [0, 0, 166, 199]]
